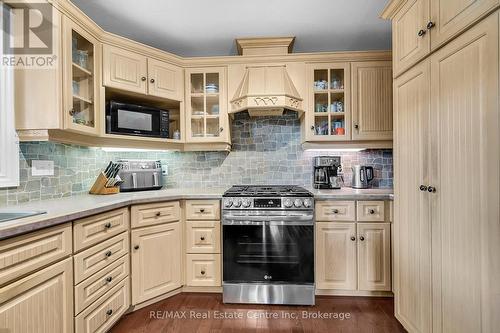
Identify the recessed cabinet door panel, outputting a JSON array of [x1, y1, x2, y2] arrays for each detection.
[[392, 0, 430, 76], [393, 60, 432, 333], [430, 14, 499, 333], [147, 58, 183, 100], [315, 222, 357, 290], [131, 222, 182, 305], [351, 62, 393, 141], [430, 0, 499, 50], [0, 258, 73, 333], [357, 223, 391, 291], [103, 45, 147, 94]]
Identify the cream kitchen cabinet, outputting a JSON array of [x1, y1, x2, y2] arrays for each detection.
[[315, 222, 357, 290], [103, 44, 183, 101], [0, 258, 74, 333], [392, 12, 500, 333], [351, 62, 393, 141], [357, 223, 391, 291], [385, 0, 499, 77], [131, 222, 182, 305], [393, 60, 432, 333], [185, 67, 230, 143]]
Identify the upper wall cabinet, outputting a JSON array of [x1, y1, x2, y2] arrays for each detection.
[[185, 67, 230, 144], [63, 17, 101, 136], [388, 0, 499, 77], [351, 62, 393, 141], [103, 45, 183, 101]]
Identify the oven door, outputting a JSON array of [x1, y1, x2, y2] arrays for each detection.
[[223, 212, 314, 284], [108, 102, 162, 137]]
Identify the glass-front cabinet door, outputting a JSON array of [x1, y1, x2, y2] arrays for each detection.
[[185, 67, 229, 143], [63, 17, 100, 135], [307, 63, 350, 141]]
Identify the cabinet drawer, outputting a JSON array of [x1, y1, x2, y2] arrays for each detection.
[[357, 201, 385, 222], [73, 208, 129, 252], [185, 254, 221, 287], [185, 200, 220, 220], [315, 201, 355, 222], [75, 277, 130, 333], [75, 255, 129, 315], [131, 201, 180, 228], [0, 224, 72, 286], [186, 221, 220, 254], [74, 232, 129, 284]]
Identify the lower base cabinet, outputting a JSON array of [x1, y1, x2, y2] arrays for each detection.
[[315, 221, 391, 292], [185, 254, 221, 287], [131, 222, 182, 305], [0, 258, 74, 333]]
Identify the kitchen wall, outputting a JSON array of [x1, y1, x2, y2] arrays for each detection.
[[0, 112, 392, 206]]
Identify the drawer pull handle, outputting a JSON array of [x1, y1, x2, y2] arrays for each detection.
[[104, 222, 112, 229], [332, 209, 339, 214], [199, 208, 205, 213], [369, 209, 375, 214], [106, 309, 113, 316], [106, 276, 113, 283], [155, 212, 161, 217], [359, 236, 365, 241], [200, 236, 205, 241], [350, 236, 356, 241], [105, 251, 112, 257], [201, 270, 206, 275], [134, 245, 140, 250]]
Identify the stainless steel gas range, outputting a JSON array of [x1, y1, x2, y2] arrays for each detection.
[[222, 185, 315, 305]]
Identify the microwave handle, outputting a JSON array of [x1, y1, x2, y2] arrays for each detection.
[[131, 173, 137, 188], [153, 172, 159, 187]]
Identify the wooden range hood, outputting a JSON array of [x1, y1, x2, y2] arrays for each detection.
[[230, 37, 304, 117]]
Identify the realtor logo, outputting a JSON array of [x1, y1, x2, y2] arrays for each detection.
[[2, 1, 53, 54]]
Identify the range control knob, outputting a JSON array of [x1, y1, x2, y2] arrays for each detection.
[[294, 199, 303, 208], [233, 199, 242, 208], [224, 199, 233, 208], [284, 198, 293, 208], [242, 199, 251, 208], [303, 198, 312, 208]]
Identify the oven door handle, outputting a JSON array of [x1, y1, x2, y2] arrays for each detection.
[[223, 219, 314, 226]]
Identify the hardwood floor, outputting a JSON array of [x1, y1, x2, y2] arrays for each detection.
[[110, 293, 406, 333]]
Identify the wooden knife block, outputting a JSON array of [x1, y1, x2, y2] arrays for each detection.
[[89, 172, 120, 195]]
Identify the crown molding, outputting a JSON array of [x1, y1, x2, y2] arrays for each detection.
[[380, 0, 407, 19], [236, 37, 295, 55]]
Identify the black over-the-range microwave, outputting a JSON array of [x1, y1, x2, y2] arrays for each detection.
[[106, 101, 169, 138]]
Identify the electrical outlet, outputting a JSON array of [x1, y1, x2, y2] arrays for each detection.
[[161, 165, 168, 176], [32, 160, 54, 176]]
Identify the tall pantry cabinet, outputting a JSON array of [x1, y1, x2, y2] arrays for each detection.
[[389, 3, 500, 333]]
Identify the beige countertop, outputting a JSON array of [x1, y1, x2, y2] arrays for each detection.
[[0, 187, 393, 240]]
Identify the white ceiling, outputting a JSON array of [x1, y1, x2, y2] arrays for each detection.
[[71, 0, 391, 57]]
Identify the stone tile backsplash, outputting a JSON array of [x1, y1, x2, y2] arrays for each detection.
[[0, 112, 392, 206]]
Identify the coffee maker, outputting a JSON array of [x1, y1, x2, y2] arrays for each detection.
[[313, 156, 342, 189]]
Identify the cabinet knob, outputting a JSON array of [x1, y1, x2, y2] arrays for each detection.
[[426, 21, 435, 30], [369, 209, 375, 214], [134, 245, 140, 250], [200, 236, 205, 241], [332, 209, 339, 214], [219, 127, 224, 132], [141, 76, 147, 81], [104, 222, 112, 229], [359, 236, 365, 241], [150, 78, 155, 83], [156, 211, 161, 217], [428, 186, 436, 193], [354, 124, 359, 129], [418, 29, 426, 37], [310, 126, 315, 130], [350, 236, 356, 241], [69, 108, 75, 116], [106, 309, 113, 316], [419, 185, 428, 191], [106, 276, 113, 283], [105, 251, 112, 257], [201, 270, 206, 275], [199, 208, 205, 213]]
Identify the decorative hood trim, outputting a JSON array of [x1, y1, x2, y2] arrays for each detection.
[[230, 65, 303, 117]]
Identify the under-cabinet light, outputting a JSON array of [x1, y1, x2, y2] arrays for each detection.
[[304, 148, 366, 152], [100, 147, 179, 153]]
